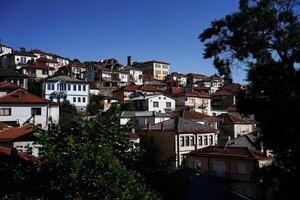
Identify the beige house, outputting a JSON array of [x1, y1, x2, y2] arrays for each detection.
[[137, 116, 217, 168], [174, 91, 211, 115], [186, 146, 273, 199], [217, 113, 254, 141]]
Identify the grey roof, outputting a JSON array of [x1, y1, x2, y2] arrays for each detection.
[[121, 111, 172, 118], [45, 76, 86, 83], [218, 130, 261, 150], [148, 117, 216, 133]]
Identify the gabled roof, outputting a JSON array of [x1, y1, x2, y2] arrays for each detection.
[[173, 91, 211, 98], [170, 87, 183, 94], [13, 51, 37, 57], [45, 76, 85, 83], [0, 81, 21, 91], [187, 146, 271, 161], [120, 85, 163, 92], [31, 49, 52, 55], [212, 90, 233, 96], [36, 57, 58, 63], [0, 124, 33, 142], [0, 89, 52, 104], [218, 113, 252, 124], [175, 110, 221, 122], [146, 117, 216, 133]]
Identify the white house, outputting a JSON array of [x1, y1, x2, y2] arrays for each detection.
[[129, 69, 143, 85], [43, 76, 89, 111], [0, 44, 13, 57], [0, 49, 37, 69], [0, 89, 59, 130], [130, 94, 175, 113]]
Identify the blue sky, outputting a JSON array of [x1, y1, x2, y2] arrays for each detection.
[[1, 0, 246, 83]]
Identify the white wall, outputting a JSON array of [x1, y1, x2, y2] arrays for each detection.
[[130, 70, 143, 85], [147, 95, 175, 113], [0, 104, 58, 130], [44, 80, 89, 108]]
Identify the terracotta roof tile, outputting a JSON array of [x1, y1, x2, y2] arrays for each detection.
[[170, 87, 183, 94], [0, 124, 33, 142], [121, 85, 163, 92], [0, 81, 21, 91], [0, 89, 52, 104], [0, 146, 36, 161], [0, 122, 9, 130], [174, 91, 211, 98], [187, 146, 271, 160], [218, 113, 252, 124]]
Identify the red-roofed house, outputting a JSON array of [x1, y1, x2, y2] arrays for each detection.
[[0, 124, 40, 157], [0, 81, 21, 97], [0, 89, 59, 129], [217, 113, 254, 140], [113, 84, 163, 103], [173, 91, 212, 115], [186, 146, 273, 199]]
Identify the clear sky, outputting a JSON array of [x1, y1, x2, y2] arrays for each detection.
[[1, 0, 246, 83]]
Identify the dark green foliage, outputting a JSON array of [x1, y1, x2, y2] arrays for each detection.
[[58, 101, 80, 130], [28, 79, 42, 96], [0, 105, 160, 199], [200, 0, 300, 199]]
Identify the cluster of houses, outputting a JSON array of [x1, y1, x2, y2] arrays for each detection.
[[0, 43, 274, 199]]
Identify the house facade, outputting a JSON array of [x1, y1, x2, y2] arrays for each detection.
[[174, 91, 212, 115], [138, 117, 217, 168], [0, 44, 13, 57], [131, 94, 175, 113], [43, 76, 89, 111], [0, 89, 59, 130], [133, 60, 170, 80], [186, 146, 273, 200], [0, 69, 28, 89]]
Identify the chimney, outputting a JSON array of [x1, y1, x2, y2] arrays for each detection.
[[20, 47, 26, 52], [127, 56, 132, 67]]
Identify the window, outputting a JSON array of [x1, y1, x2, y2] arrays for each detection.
[[73, 97, 76, 102], [180, 136, 184, 147], [153, 101, 159, 107], [236, 163, 248, 174], [185, 136, 190, 146], [166, 102, 171, 108], [0, 108, 11, 116], [204, 136, 208, 145], [190, 136, 195, 146], [198, 136, 202, 146], [209, 135, 214, 145], [68, 84, 71, 90], [78, 85, 81, 91], [73, 85, 76, 91], [78, 97, 81, 102], [193, 160, 202, 170], [31, 108, 41, 116], [162, 64, 169, 69], [154, 63, 161, 68], [51, 84, 54, 90], [83, 85, 86, 91], [47, 84, 50, 90], [83, 97, 86, 102], [42, 70, 48, 75]]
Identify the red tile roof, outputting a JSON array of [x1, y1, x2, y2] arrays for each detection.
[[192, 86, 210, 92], [218, 113, 252, 124], [121, 85, 163, 92], [187, 73, 208, 79], [0, 124, 33, 142], [0, 122, 9, 130], [187, 146, 271, 160], [174, 91, 211, 98], [36, 57, 58, 63], [170, 87, 183, 94], [31, 49, 51, 56], [69, 61, 86, 68], [0, 89, 52, 104], [0, 81, 21, 91], [175, 110, 221, 122], [212, 90, 233, 96], [0, 146, 36, 161]]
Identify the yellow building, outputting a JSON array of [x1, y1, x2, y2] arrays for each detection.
[[133, 60, 170, 80]]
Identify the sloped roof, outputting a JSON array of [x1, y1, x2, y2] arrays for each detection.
[[120, 85, 163, 92], [0, 81, 21, 91], [187, 73, 208, 79], [0, 122, 9, 130], [170, 87, 183, 94], [0, 89, 52, 104], [147, 117, 216, 133], [212, 90, 233, 96], [0, 124, 33, 142], [187, 146, 270, 161], [45, 76, 85, 83], [218, 113, 252, 124], [175, 110, 221, 122], [173, 91, 211, 98]]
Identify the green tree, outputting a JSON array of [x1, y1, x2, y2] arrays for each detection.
[[36, 104, 160, 199], [199, 0, 300, 199]]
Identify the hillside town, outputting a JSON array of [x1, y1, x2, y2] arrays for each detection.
[[0, 43, 275, 199]]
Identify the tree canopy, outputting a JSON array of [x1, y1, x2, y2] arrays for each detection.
[[199, 0, 300, 199]]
